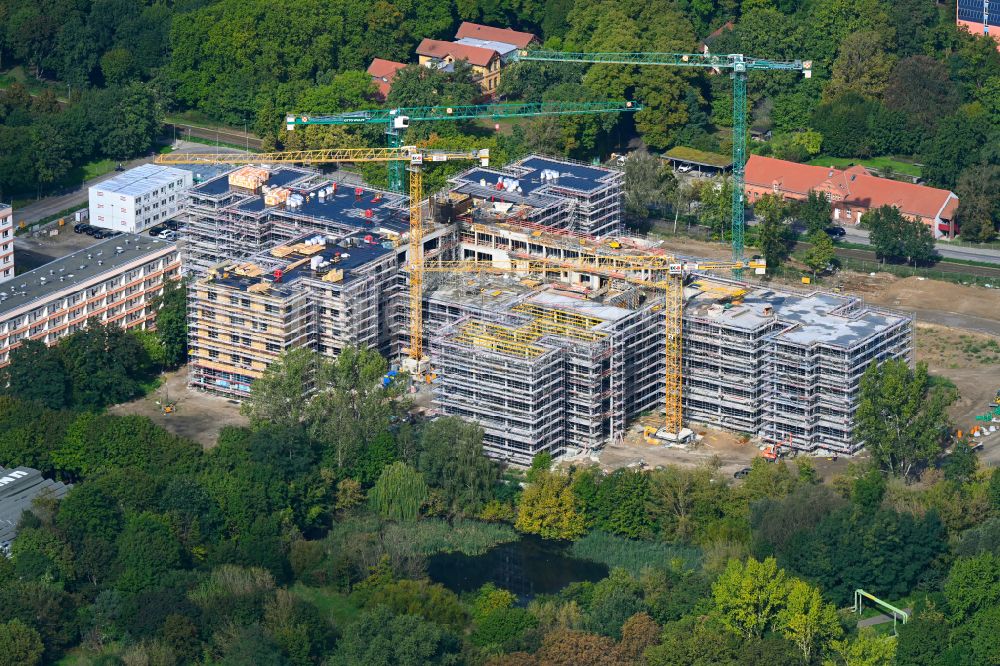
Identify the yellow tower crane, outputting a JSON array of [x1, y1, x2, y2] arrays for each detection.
[[419, 255, 764, 438], [156, 150, 765, 437], [155, 147, 490, 373]]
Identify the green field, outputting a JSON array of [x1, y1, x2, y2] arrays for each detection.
[[807, 155, 922, 178]]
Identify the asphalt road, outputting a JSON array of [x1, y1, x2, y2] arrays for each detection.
[[841, 225, 1000, 265]]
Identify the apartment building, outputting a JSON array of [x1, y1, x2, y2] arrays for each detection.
[[447, 155, 624, 237], [958, 0, 1000, 47], [187, 232, 398, 398], [0, 204, 13, 283], [0, 235, 179, 367], [90, 164, 193, 233]]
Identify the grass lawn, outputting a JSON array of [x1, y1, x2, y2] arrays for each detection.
[[807, 155, 922, 179], [291, 583, 362, 626], [0, 66, 67, 99]]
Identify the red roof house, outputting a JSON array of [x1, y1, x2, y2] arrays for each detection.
[[745, 155, 961, 238], [367, 58, 407, 100], [416, 38, 498, 67], [455, 22, 538, 49]]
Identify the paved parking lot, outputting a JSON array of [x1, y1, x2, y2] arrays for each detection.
[[15, 225, 102, 272]]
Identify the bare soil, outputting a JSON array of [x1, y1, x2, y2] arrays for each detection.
[[592, 422, 852, 483], [109, 369, 248, 448], [914, 323, 1000, 456]]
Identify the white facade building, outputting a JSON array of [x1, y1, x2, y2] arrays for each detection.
[[0, 204, 13, 284], [89, 164, 193, 233], [0, 235, 179, 367]]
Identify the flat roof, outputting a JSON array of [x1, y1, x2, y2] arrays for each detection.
[[0, 234, 175, 317], [209, 233, 394, 294], [91, 164, 191, 197], [527, 290, 633, 324], [686, 278, 909, 348], [273, 185, 408, 233], [663, 146, 732, 169], [451, 156, 618, 208], [0, 467, 71, 549]]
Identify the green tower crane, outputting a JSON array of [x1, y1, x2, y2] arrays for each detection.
[[511, 50, 811, 269], [285, 100, 641, 193]]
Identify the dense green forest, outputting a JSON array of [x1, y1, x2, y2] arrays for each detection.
[[0, 338, 997, 664], [1, 0, 999, 238]]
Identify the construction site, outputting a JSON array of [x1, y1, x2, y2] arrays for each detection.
[[176, 150, 913, 465]]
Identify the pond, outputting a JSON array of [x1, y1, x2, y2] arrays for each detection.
[[428, 533, 609, 599]]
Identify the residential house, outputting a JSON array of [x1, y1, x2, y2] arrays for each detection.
[[416, 39, 501, 96], [367, 58, 407, 101], [745, 155, 961, 239]]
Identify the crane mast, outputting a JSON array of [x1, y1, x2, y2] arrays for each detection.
[[512, 50, 811, 273], [285, 100, 641, 193]]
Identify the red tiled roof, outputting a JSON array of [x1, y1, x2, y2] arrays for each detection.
[[455, 22, 538, 48], [416, 38, 498, 67], [746, 155, 958, 221], [367, 58, 406, 99]]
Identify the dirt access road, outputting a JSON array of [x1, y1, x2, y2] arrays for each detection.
[[109, 369, 247, 448]]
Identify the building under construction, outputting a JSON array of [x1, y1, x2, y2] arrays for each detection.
[[180, 154, 911, 460]]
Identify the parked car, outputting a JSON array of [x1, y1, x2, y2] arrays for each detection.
[[84, 226, 100, 236], [824, 226, 846, 238], [73, 223, 90, 234], [159, 231, 178, 241], [148, 225, 167, 237], [675, 164, 693, 174], [164, 219, 181, 230], [733, 467, 752, 479]]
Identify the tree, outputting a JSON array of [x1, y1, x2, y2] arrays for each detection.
[[797, 190, 833, 236], [370, 462, 427, 522], [779, 579, 841, 663], [895, 606, 950, 666], [645, 615, 741, 666], [59, 321, 152, 409], [242, 348, 317, 429], [534, 628, 621, 666], [711, 557, 788, 639], [854, 359, 953, 478], [811, 92, 879, 158], [306, 345, 397, 472], [884, 57, 957, 135], [752, 193, 794, 268], [99, 83, 162, 160], [825, 628, 895, 666], [114, 512, 184, 592], [0, 619, 44, 666], [922, 108, 986, 190], [0, 339, 68, 409], [783, 506, 945, 605], [515, 470, 585, 540], [956, 165, 1000, 243], [803, 0, 892, 69], [416, 417, 499, 516], [944, 439, 979, 483], [803, 231, 836, 277], [825, 31, 896, 101], [623, 151, 674, 225], [153, 279, 188, 368], [865, 205, 936, 266], [593, 469, 653, 539], [944, 553, 1000, 623], [332, 606, 462, 666]]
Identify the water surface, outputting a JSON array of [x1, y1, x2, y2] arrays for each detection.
[[428, 533, 608, 599]]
